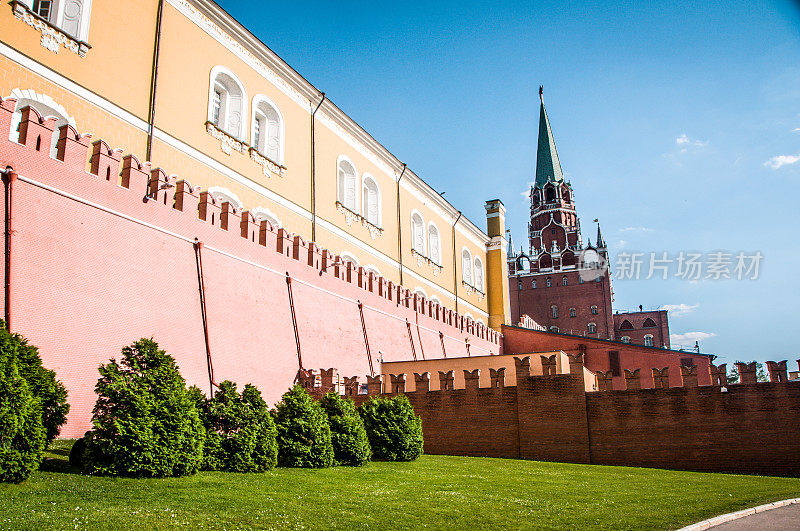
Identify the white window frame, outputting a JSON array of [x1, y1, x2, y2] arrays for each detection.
[[361, 173, 381, 227], [32, 0, 93, 42], [621, 336, 631, 344], [551, 305, 558, 319], [250, 206, 281, 229], [208, 66, 247, 140], [474, 256, 484, 291], [340, 252, 360, 267], [411, 211, 426, 255], [8, 89, 76, 159], [207, 186, 243, 210], [251, 95, 284, 163], [644, 334, 654, 347], [337, 156, 359, 212], [427, 222, 441, 265], [588, 323, 597, 334], [363, 265, 381, 277], [461, 247, 473, 285]]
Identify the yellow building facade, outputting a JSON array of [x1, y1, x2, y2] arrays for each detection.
[[0, 0, 510, 326]]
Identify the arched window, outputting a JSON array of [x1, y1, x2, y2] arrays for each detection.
[[364, 265, 381, 277], [619, 319, 634, 330], [551, 305, 558, 319], [621, 336, 631, 344], [545, 185, 556, 202], [462, 249, 473, 284], [250, 206, 281, 229], [411, 212, 425, 254], [207, 186, 243, 210], [549, 326, 559, 333], [251, 96, 283, 162], [588, 323, 597, 334], [362, 175, 380, 226], [9, 90, 75, 159], [430, 295, 441, 305], [209, 67, 246, 139], [569, 308, 576, 318], [474, 257, 484, 291], [532, 280, 537, 289], [427, 223, 441, 264], [546, 278, 552, 287], [644, 334, 654, 347], [414, 288, 427, 299], [32, 0, 92, 40], [643, 318, 657, 328], [591, 305, 598, 315], [562, 275, 568, 286], [337, 158, 358, 211], [340, 252, 359, 266]]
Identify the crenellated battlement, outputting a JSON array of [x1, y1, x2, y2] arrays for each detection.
[[0, 95, 500, 346]]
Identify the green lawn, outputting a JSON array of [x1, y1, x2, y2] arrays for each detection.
[[1, 440, 798, 530]]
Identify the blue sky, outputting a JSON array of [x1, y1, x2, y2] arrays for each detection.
[[218, 0, 800, 366]]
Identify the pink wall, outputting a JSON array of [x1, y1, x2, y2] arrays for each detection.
[[0, 99, 500, 437]]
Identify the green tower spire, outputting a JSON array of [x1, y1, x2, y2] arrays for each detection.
[[534, 86, 564, 189]]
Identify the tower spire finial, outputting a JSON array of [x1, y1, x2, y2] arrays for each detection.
[[539, 85, 543, 102]]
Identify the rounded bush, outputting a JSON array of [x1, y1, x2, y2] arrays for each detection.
[[359, 395, 423, 461], [194, 381, 278, 473], [69, 433, 90, 469], [82, 338, 205, 477], [319, 392, 371, 466], [0, 328, 46, 483], [273, 385, 334, 468], [13, 330, 69, 446]]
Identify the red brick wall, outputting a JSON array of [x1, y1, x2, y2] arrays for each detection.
[[353, 362, 800, 475], [502, 325, 712, 387], [510, 270, 614, 339], [586, 383, 800, 475], [613, 310, 670, 348], [0, 98, 501, 437]]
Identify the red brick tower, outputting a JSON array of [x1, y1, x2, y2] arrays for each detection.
[[508, 87, 615, 339]]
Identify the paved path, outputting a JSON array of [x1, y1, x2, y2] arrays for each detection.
[[709, 502, 800, 530]]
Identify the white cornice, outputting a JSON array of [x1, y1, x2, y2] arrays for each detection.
[[180, 0, 489, 247]]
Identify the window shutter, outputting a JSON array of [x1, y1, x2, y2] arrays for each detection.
[[462, 252, 472, 283], [61, 0, 84, 38], [429, 228, 440, 264], [227, 92, 242, 137], [414, 218, 424, 253], [474, 260, 483, 290], [367, 186, 378, 225], [266, 111, 280, 161], [345, 173, 356, 210]]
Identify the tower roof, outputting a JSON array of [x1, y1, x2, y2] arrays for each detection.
[[596, 223, 606, 249], [534, 86, 564, 189]]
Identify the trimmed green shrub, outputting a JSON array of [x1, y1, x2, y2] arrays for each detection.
[[0, 328, 46, 483], [82, 338, 205, 477], [319, 392, 371, 466], [193, 381, 278, 473], [273, 385, 334, 468], [13, 332, 70, 446], [359, 395, 423, 461]]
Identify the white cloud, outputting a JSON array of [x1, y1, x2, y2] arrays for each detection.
[[764, 154, 800, 169], [792, 128, 800, 132], [520, 181, 534, 199], [614, 239, 626, 249], [670, 331, 716, 345], [619, 226, 653, 233], [659, 303, 699, 317], [675, 133, 708, 149]]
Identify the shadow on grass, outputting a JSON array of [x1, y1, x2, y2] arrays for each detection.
[[39, 440, 85, 475]]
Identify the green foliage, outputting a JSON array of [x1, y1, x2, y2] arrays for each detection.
[[13, 332, 70, 446], [0, 327, 46, 482], [272, 385, 334, 468], [82, 338, 205, 478], [359, 395, 423, 462], [319, 392, 371, 466], [728, 361, 769, 384], [193, 381, 278, 473]]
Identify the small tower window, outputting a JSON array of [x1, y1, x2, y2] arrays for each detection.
[[588, 323, 597, 334], [532, 280, 537, 289], [546, 278, 551, 287], [621, 336, 631, 344], [551, 305, 558, 319], [591, 305, 598, 315], [644, 334, 654, 347], [569, 308, 576, 318], [549, 326, 559, 333], [562, 275, 568, 286]]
